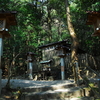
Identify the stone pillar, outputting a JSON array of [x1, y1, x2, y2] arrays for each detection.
[[28, 62, 33, 80], [0, 69, 2, 95], [60, 57, 65, 80], [27, 52, 35, 80], [0, 35, 3, 95]]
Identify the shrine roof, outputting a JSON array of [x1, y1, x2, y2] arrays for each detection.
[[38, 40, 70, 49], [0, 10, 17, 14], [40, 59, 52, 64], [27, 52, 36, 55], [86, 11, 100, 14], [38, 40, 86, 54]]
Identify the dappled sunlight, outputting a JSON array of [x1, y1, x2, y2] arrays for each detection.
[[54, 88, 70, 92], [2, 79, 74, 89], [1, 79, 88, 99]]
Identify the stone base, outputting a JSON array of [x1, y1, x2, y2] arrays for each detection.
[[28, 74, 33, 80]]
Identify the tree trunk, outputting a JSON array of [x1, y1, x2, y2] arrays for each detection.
[[47, 0, 52, 41], [65, 0, 79, 83]]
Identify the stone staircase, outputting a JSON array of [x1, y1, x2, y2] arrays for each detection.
[[20, 81, 92, 100], [1, 79, 94, 100]]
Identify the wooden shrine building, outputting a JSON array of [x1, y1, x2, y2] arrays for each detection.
[[38, 40, 85, 80]]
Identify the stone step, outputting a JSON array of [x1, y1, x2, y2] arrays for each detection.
[[48, 97, 94, 100], [22, 83, 75, 93], [21, 86, 88, 100], [0, 96, 94, 100], [2, 79, 92, 100], [67, 97, 94, 100]]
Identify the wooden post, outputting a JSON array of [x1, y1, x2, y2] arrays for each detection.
[[75, 61, 79, 85]]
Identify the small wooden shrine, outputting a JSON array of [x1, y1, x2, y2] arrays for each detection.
[[39, 40, 71, 60], [39, 40, 85, 80], [86, 11, 100, 36], [0, 10, 17, 38]]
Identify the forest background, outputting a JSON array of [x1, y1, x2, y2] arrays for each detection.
[[0, 0, 100, 77]]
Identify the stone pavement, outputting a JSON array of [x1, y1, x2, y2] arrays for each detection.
[[1, 79, 74, 89], [1, 79, 94, 100]]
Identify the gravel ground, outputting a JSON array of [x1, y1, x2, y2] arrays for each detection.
[[1, 79, 74, 89]]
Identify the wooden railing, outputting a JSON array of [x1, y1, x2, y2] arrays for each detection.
[[75, 62, 100, 98]]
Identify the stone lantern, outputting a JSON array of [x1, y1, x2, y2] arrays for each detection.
[[86, 11, 100, 36], [27, 52, 35, 80], [0, 10, 17, 94], [55, 45, 70, 80]]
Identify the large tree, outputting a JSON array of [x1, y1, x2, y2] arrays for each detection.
[[65, 0, 79, 83]]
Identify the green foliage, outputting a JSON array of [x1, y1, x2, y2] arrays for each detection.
[[1, 0, 43, 77], [2, 0, 100, 77], [69, 0, 100, 55], [92, 2, 100, 11]]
